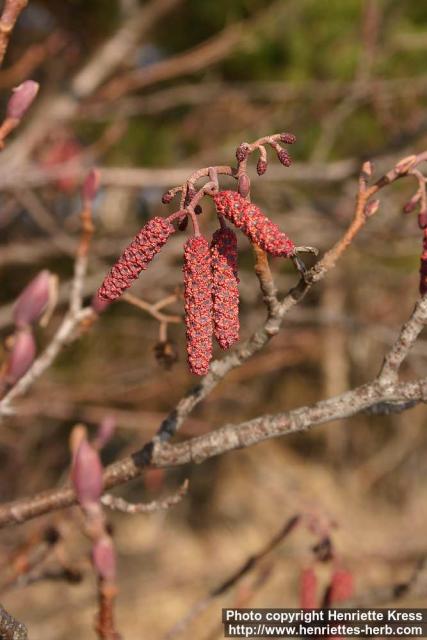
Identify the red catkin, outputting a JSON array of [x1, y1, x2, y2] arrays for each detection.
[[213, 190, 295, 257], [211, 227, 239, 350], [324, 568, 353, 605], [98, 217, 175, 301], [420, 229, 427, 295], [183, 236, 213, 375], [299, 567, 318, 609]]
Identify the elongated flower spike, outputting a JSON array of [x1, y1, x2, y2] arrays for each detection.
[[213, 190, 296, 257], [211, 226, 239, 349], [98, 217, 175, 301], [183, 235, 213, 375]]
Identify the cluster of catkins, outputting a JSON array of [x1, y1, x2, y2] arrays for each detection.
[[98, 188, 297, 375]]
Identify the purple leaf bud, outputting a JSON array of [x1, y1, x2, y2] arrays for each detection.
[[13, 270, 51, 328], [418, 211, 427, 229], [7, 81, 39, 120], [71, 438, 103, 508], [256, 158, 268, 176], [5, 328, 36, 385], [91, 294, 111, 315], [403, 198, 419, 214], [161, 190, 174, 204], [82, 168, 100, 203], [95, 415, 116, 450], [237, 174, 251, 198], [92, 536, 116, 581], [236, 143, 250, 163], [279, 132, 296, 144]]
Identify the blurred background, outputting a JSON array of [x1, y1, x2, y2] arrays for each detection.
[[1, 0, 427, 637]]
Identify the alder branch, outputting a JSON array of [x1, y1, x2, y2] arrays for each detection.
[[1, 151, 427, 528]]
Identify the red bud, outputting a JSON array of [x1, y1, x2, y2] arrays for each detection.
[[13, 270, 51, 328], [82, 168, 100, 203], [7, 81, 39, 120], [92, 536, 116, 581], [71, 438, 103, 508], [5, 329, 36, 385]]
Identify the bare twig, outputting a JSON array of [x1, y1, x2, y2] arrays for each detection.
[[101, 479, 188, 514], [0, 0, 27, 68]]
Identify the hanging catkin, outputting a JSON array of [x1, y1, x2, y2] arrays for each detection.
[[98, 217, 175, 301], [213, 191, 295, 257], [211, 227, 239, 349], [183, 236, 213, 375]]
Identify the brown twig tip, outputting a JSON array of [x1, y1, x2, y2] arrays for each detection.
[[214, 190, 296, 257], [98, 217, 175, 301], [6, 80, 39, 120], [211, 226, 240, 350], [183, 235, 213, 375]]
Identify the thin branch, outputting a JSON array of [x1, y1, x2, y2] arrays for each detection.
[[101, 480, 188, 514], [0, 0, 27, 68]]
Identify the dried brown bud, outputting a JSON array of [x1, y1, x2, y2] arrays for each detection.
[[237, 174, 250, 198], [177, 215, 189, 231], [154, 340, 178, 370], [71, 438, 103, 508], [92, 536, 116, 581], [236, 143, 250, 163], [13, 270, 51, 328], [82, 168, 100, 203], [4, 328, 36, 385], [279, 132, 296, 144], [256, 158, 268, 176], [194, 204, 202, 215], [161, 190, 174, 204], [7, 80, 39, 120]]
